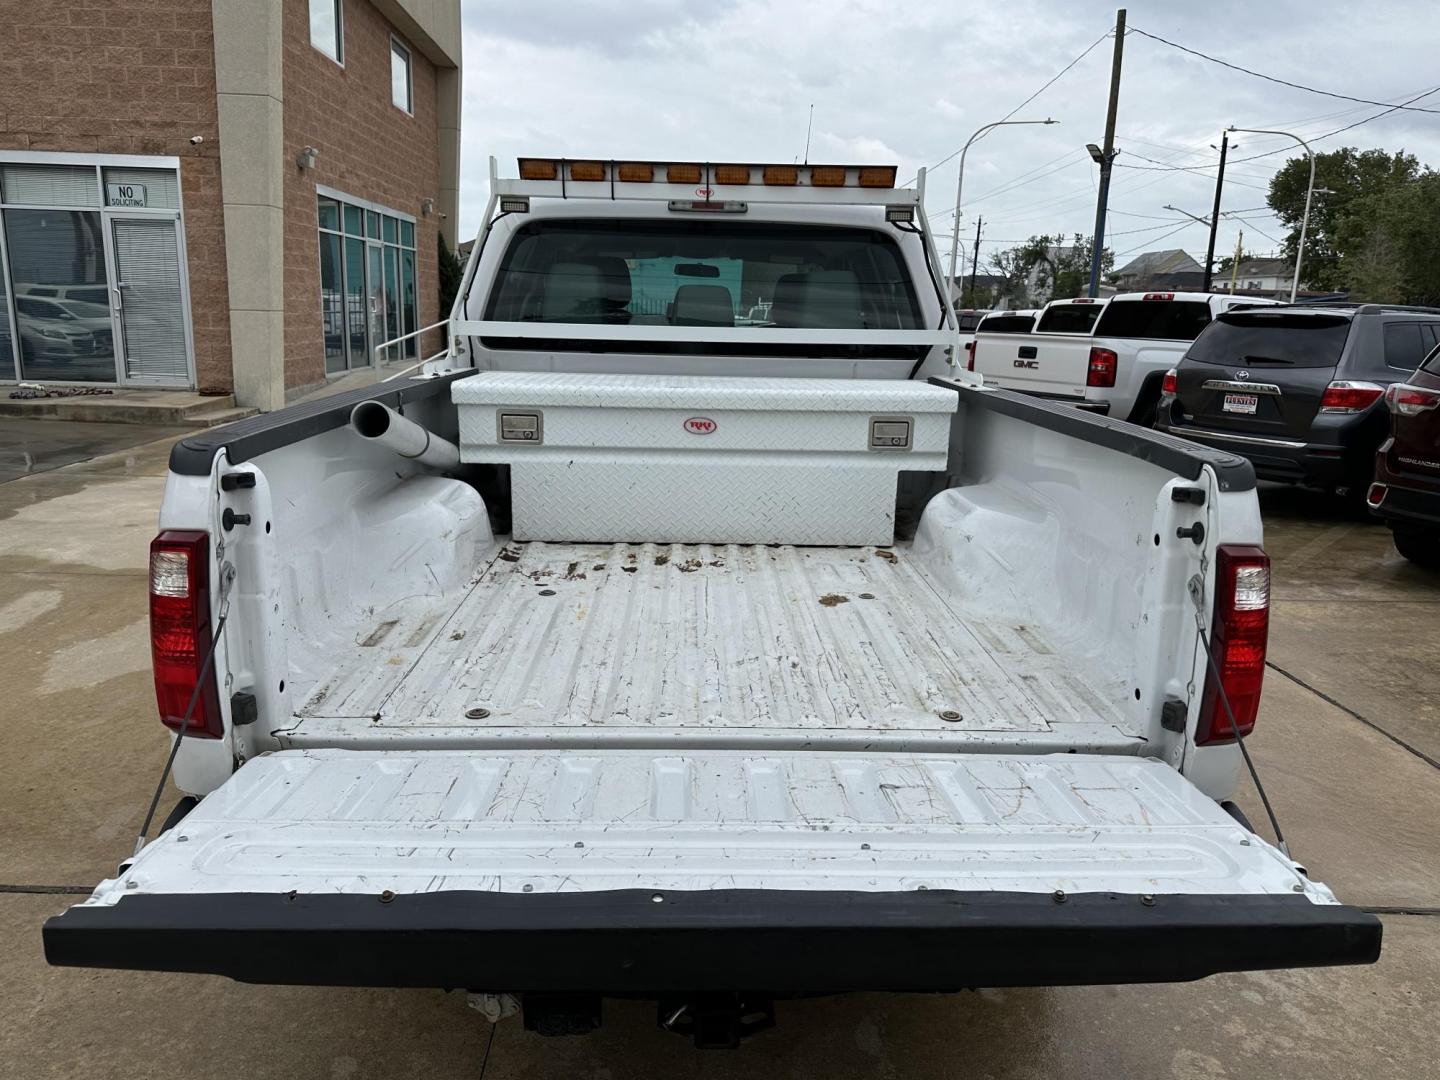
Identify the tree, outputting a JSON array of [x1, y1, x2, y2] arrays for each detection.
[[986, 246, 1029, 305], [1332, 172, 1440, 305], [1267, 147, 1421, 290], [960, 282, 996, 309], [1010, 233, 1113, 301], [438, 231, 464, 318]]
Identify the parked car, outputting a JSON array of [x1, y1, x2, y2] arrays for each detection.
[[974, 292, 1280, 425], [963, 307, 1038, 368], [1368, 343, 1440, 567], [13, 295, 101, 364], [44, 156, 1378, 1042], [1156, 303, 1440, 497], [14, 295, 114, 353]]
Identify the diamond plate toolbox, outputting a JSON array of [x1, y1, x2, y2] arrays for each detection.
[[453, 371, 958, 544]]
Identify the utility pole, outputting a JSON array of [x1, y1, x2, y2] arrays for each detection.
[[1086, 8, 1126, 297], [966, 216, 983, 307], [1202, 131, 1228, 292]]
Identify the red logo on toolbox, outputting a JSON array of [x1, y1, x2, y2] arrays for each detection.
[[683, 416, 718, 435]]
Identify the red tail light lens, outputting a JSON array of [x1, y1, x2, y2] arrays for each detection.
[[966, 340, 976, 371], [1196, 544, 1270, 746], [1161, 368, 1178, 396], [149, 530, 222, 739], [1087, 347, 1118, 387], [1318, 381, 1384, 413], [1384, 382, 1440, 416]]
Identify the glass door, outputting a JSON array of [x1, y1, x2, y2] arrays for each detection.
[[5, 207, 119, 383], [109, 215, 190, 386], [366, 242, 386, 368]]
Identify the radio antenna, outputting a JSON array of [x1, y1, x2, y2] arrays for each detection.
[[803, 104, 814, 165]]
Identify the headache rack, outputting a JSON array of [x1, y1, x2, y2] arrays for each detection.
[[382, 155, 977, 382]]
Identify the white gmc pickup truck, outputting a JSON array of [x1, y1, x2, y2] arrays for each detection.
[[44, 158, 1378, 1047], [974, 292, 1280, 425]]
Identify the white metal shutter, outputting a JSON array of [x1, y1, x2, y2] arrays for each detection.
[[112, 218, 190, 385], [1, 164, 101, 207]]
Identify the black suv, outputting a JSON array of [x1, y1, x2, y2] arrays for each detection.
[[1155, 304, 1440, 495]]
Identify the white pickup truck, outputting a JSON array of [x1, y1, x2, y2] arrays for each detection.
[[45, 158, 1377, 1046], [974, 292, 1280, 425]]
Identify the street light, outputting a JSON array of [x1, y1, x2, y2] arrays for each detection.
[[946, 118, 1059, 288], [1229, 126, 1314, 302], [1163, 204, 1212, 228]]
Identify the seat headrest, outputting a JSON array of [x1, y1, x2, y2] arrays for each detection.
[[671, 284, 735, 326], [541, 262, 608, 322], [770, 270, 862, 328], [583, 256, 632, 308]]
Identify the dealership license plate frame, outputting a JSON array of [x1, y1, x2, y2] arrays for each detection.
[[1222, 392, 1260, 416]]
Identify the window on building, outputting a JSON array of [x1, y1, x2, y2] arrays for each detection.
[[316, 191, 419, 372], [391, 37, 413, 113], [309, 0, 343, 63]]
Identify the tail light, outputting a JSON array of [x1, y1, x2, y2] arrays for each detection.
[[1087, 347, 1118, 387], [1195, 545, 1270, 746], [1367, 482, 1388, 508], [1318, 381, 1384, 414], [149, 530, 223, 739], [1161, 368, 1178, 396], [1384, 382, 1440, 416], [966, 340, 976, 371]]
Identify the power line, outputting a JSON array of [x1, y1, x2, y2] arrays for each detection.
[[1108, 81, 1440, 182], [929, 150, 1091, 224], [1112, 151, 1272, 191], [1109, 208, 1187, 221], [1227, 84, 1440, 166], [904, 28, 1111, 187], [1107, 218, 1195, 237], [1225, 215, 1286, 248], [1111, 219, 1200, 258], [1127, 26, 1440, 114]]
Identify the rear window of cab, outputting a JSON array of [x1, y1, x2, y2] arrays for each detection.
[[977, 313, 1036, 334], [1034, 303, 1104, 335], [1094, 299, 1212, 341]]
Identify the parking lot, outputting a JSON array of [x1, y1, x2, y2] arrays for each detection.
[[1, 425, 1436, 1079]]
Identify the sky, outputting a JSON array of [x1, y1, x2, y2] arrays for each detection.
[[457, 0, 1440, 275]]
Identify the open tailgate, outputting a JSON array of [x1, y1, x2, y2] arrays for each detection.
[[45, 749, 1379, 991]]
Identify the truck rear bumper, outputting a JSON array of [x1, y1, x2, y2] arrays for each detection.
[[44, 888, 1381, 992]]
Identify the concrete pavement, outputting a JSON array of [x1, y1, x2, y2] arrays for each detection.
[[1, 433, 1437, 1078]]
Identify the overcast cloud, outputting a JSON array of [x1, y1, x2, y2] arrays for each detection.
[[458, 0, 1440, 271]]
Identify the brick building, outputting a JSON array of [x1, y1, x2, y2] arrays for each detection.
[[0, 0, 461, 410]]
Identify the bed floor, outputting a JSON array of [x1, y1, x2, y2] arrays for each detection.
[[289, 542, 1132, 745]]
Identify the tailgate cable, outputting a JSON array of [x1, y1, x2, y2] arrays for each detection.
[[133, 561, 236, 856], [1187, 572, 1290, 859]]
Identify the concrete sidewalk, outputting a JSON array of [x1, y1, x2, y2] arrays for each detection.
[[0, 439, 1436, 1078]]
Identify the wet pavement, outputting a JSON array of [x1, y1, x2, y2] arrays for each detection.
[[0, 418, 190, 484], [1, 435, 1436, 1078]]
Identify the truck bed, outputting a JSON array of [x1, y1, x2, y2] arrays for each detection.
[[283, 541, 1137, 752]]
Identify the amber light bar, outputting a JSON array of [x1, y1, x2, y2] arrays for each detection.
[[515, 158, 898, 189]]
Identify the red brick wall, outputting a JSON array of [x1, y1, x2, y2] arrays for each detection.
[[282, 0, 442, 392], [0, 0, 232, 391]]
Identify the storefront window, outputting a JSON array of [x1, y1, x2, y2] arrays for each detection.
[[319, 231, 344, 374], [0, 157, 192, 388], [316, 191, 419, 369], [5, 208, 117, 382]]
